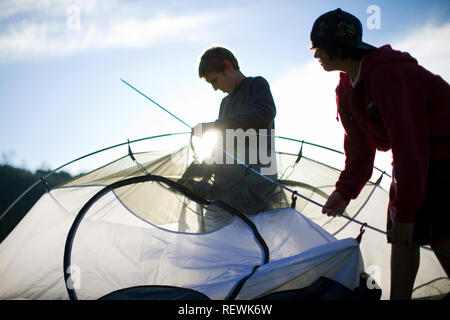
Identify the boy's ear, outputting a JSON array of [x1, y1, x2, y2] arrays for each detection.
[[222, 60, 234, 72]]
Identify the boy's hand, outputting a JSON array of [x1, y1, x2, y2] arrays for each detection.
[[192, 122, 215, 137], [322, 191, 349, 217]]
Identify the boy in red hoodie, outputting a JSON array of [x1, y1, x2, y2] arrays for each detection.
[[310, 8, 450, 299]]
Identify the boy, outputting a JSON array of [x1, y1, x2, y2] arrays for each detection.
[[310, 8, 450, 299], [181, 46, 286, 216], [193, 46, 276, 168]]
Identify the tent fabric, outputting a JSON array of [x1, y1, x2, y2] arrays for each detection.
[[0, 135, 448, 299], [234, 237, 363, 299], [0, 185, 362, 299], [257, 276, 379, 300]]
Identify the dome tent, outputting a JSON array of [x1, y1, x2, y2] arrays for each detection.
[[0, 133, 448, 300]]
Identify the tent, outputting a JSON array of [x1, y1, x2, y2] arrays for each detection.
[[0, 133, 448, 300]]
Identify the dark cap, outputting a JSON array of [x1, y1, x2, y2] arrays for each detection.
[[310, 8, 376, 50]]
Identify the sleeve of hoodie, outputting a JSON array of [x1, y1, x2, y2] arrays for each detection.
[[214, 77, 276, 130], [368, 62, 430, 223], [335, 80, 377, 203]]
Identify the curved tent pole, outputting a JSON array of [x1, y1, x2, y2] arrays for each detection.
[[1, 130, 395, 252], [275, 136, 391, 178], [0, 132, 366, 224], [63, 174, 270, 300]]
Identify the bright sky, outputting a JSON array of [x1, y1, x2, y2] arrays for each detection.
[[0, 0, 449, 177]]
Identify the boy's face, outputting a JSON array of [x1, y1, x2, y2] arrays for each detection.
[[204, 68, 236, 94], [313, 47, 338, 72]]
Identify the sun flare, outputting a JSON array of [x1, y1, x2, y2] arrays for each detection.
[[191, 130, 219, 162]]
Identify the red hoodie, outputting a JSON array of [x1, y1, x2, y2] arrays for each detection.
[[335, 44, 450, 223]]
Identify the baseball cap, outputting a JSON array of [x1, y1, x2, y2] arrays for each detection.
[[310, 8, 376, 50]]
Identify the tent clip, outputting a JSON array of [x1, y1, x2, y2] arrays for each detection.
[[356, 223, 367, 243], [127, 139, 136, 162], [40, 177, 51, 192], [290, 191, 298, 209], [294, 140, 304, 165]]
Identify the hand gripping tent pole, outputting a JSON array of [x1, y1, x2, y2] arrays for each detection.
[[120, 78, 450, 259]]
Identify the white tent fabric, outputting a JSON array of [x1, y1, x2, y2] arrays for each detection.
[[235, 238, 362, 299], [0, 185, 362, 300], [0, 135, 448, 300]]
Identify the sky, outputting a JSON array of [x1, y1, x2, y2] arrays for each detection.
[[0, 0, 449, 177]]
